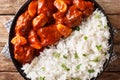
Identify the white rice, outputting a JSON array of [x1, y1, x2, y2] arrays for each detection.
[[22, 9, 110, 80]]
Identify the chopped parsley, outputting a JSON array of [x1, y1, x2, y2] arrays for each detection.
[[104, 52, 107, 55], [41, 67, 45, 71], [88, 69, 95, 73], [74, 27, 80, 31], [104, 25, 108, 29], [95, 14, 101, 19], [52, 52, 60, 58], [96, 45, 102, 51], [84, 36, 88, 40], [63, 55, 67, 59], [92, 57, 100, 62], [71, 77, 81, 80], [74, 52, 79, 59], [61, 63, 70, 71], [98, 24, 101, 28], [40, 76, 45, 80], [76, 64, 82, 69], [83, 54, 87, 57]]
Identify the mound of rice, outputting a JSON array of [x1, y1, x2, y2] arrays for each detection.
[[22, 9, 110, 80]]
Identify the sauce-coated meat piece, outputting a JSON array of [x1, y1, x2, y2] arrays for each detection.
[[53, 11, 65, 24], [38, 0, 46, 14], [46, 0, 56, 13], [15, 11, 32, 36], [65, 6, 82, 27], [63, 0, 72, 5], [38, 0, 56, 14], [24, 46, 35, 63], [38, 0, 56, 21], [28, 30, 42, 49], [14, 45, 34, 64], [57, 24, 72, 37], [37, 25, 62, 46], [73, 0, 94, 17], [14, 44, 24, 55], [54, 0, 67, 12], [32, 13, 48, 30], [73, 0, 86, 11], [28, 0, 38, 17], [11, 36, 27, 45], [83, 1, 94, 17]]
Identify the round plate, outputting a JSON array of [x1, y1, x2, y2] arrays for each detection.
[[9, 0, 113, 80]]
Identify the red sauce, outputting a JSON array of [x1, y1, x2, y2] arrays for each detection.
[[11, 0, 94, 64]]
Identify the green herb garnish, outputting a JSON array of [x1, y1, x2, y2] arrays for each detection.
[[76, 64, 82, 69], [84, 36, 88, 40], [104, 25, 108, 29], [83, 54, 87, 57], [41, 67, 45, 71], [92, 57, 100, 62], [88, 69, 95, 73], [95, 14, 101, 19], [71, 77, 81, 80], [61, 63, 70, 71], [104, 52, 107, 55], [74, 52, 79, 59], [98, 24, 101, 28], [63, 55, 67, 59], [74, 27, 80, 31], [40, 76, 45, 80], [96, 45, 102, 51], [52, 52, 60, 58]]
